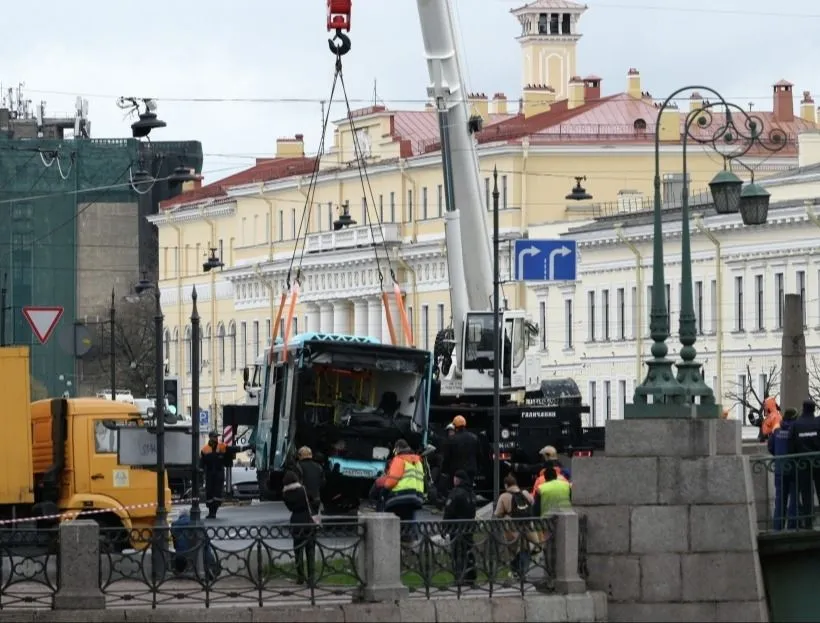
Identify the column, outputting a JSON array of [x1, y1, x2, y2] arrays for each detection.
[[305, 303, 320, 335], [333, 301, 352, 334], [319, 302, 334, 334], [353, 299, 369, 337], [367, 297, 383, 343]]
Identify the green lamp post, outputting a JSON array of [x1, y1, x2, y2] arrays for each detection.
[[628, 87, 787, 419]]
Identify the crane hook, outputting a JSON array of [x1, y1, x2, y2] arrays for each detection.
[[328, 30, 351, 56]]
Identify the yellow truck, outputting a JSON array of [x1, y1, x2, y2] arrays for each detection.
[[0, 346, 169, 539]]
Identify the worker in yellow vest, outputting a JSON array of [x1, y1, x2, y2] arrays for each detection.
[[534, 463, 572, 516]]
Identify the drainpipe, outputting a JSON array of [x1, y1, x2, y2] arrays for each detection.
[[394, 255, 418, 347], [615, 224, 643, 383], [168, 216, 184, 400], [200, 207, 218, 423], [695, 214, 722, 402]]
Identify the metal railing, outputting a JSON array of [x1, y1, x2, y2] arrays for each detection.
[[399, 517, 558, 599], [750, 451, 820, 532], [98, 523, 365, 608], [0, 528, 60, 610]]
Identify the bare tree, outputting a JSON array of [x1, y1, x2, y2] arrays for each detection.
[[808, 355, 820, 406], [725, 363, 781, 426], [82, 295, 158, 396]]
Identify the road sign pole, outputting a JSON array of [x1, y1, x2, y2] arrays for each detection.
[[190, 286, 201, 524], [492, 167, 501, 505]]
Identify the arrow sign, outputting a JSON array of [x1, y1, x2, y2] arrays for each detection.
[[513, 239, 577, 282], [22, 306, 64, 345]]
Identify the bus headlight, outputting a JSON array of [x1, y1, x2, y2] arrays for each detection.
[[501, 428, 510, 440]]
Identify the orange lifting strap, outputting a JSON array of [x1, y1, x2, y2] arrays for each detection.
[[281, 283, 300, 363], [268, 291, 289, 364], [380, 291, 398, 346], [393, 281, 414, 347]]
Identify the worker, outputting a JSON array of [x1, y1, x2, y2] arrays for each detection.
[[443, 470, 478, 586], [200, 431, 231, 519], [294, 446, 325, 517], [534, 463, 572, 516], [789, 398, 820, 529], [372, 439, 425, 538], [760, 396, 783, 440], [442, 415, 480, 484], [768, 408, 798, 530], [531, 446, 570, 497]]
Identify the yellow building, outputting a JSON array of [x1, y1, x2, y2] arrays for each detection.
[[149, 0, 815, 422]]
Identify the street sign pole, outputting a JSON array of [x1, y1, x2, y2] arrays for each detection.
[[190, 286, 201, 524]]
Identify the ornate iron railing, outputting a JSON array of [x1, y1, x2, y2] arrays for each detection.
[[750, 451, 820, 532], [399, 517, 557, 599], [98, 523, 365, 609], [0, 528, 60, 609]]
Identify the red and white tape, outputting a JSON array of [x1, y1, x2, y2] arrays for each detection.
[[0, 497, 188, 527]]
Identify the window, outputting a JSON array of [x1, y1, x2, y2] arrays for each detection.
[[797, 269, 806, 327], [362, 196, 368, 224], [422, 187, 428, 219], [549, 13, 559, 34], [437, 303, 445, 332], [406, 189, 414, 223], [561, 12, 571, 34], [631, 286, 638, 338], [646, 285, 652, 336], [253, 321, 260, 359], [94, 421, 118, 454], [710, 280, 717, 333], [588, 291, 596, 341], [736, 374, 747, 419], [565, 298, 573, 349], [775, 272, 784, 329], [618, 380, 627, 419], [278, 210, 284, 242], [589, 381, 598, 426], [217, 323, 225, 372], [292, 317, 298, 335], [408, 306, 415, 343], [734, 276, 744, 332], [184, 326, 192, 374], [266, 319, 272, 347], [229, 321, 237, 370], [437, 184, 443, 217], [240, 322, 248, 367], [422, 305, 430, 350], [616, 288, 625, 340], [758, 373, 768, 399], [484, 177, 490, 211], [666, 284, 671, 332], [755, 275, 764, 331], [327, 201, 333, 230], [695, 281, 703, 335], [464, 314, 496, 370], [379, 194, 384, 222], [501, 175, 508, 210], [604, 380, 612, 421], [241, 217, 247, 245], [602, 289, 610, 340], [390, 192, 396, 222], [279, 318, 285, 339], [539, 301, 547, 349]]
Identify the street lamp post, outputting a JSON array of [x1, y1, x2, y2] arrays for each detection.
[[491, 167, 501, 504], [628, 87, 786, 418], [190, 286, 201, 524]]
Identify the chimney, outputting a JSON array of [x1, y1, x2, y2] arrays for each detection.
[[689, 91, 704, 112], [492, 92, 508, 115], [522, 85, 556, 118], [773, 80, 794, 122], [276, 134, 305, 158], [583, 75, 602, 103], [799, 91, 816, 123], [627, 68, 641, 99], [182, 176, 203, 193], [568, 76, 585, 109], [656, 102, 680, 142], [468, 93, 489, 121]]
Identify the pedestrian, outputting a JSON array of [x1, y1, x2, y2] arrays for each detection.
[[530, 446, 570, 497], [443, 470, 477, 586], [534, 463, 572, 516], [760, 396, 783, 441], [281, 470, 317, 585], [442, 415, 481, 484], [200, 431, 230, 519], [295, 446, 325, 517], [370, 439, 425, 540], [768, 407, 798, 530], [494, 473, 537, 578], [789, 398, 820, 528]]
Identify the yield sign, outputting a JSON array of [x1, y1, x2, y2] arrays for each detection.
[[22, 306, 64, 345]]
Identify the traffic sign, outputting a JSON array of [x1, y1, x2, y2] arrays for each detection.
[[199, 410, 209, 427], [513, 239, 577, 282], [22, 306, 64, 344]]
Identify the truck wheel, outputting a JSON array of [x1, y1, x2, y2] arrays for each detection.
[[91, 515, 128, 554]]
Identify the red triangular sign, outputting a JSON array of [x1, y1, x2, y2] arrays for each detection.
[[22, 306, 64, 345]]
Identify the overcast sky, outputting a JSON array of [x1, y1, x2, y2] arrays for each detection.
[[2, 0, 818, 182]]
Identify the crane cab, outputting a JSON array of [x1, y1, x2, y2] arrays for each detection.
[[460, 310, 539, 394]]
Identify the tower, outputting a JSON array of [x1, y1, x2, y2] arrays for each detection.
[[511, 0, 587, 100]]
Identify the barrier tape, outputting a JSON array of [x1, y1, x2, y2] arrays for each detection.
[[0, 496, 190, 527]]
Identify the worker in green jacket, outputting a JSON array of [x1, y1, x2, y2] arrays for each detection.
[[534, 461, 572, 516]]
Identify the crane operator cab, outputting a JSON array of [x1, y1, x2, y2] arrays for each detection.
[[460, 309, 537, 394]]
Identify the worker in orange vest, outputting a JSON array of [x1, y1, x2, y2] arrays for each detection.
[[531, 446, 570, 497], [760, 396, 783, 440]]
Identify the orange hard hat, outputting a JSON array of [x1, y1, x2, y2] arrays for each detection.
[[452, 415, 467, 428]]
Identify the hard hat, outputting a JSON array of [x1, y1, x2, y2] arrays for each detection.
[[452, 415, 467, 428], [539, 445, 558, 459]]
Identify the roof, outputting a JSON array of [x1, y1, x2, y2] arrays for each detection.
[[160, 156, 316, 209], [511, 0, 588, 13]]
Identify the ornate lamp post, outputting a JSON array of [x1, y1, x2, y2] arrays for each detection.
[[628, 87, 786, 418]]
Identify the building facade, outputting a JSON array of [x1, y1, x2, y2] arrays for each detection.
[[151, 0, 818, 423]]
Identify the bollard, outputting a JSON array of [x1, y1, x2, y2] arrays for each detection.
[[355, 513, 408, 602], [54, 520, 106, 610], [553, 511, 586, 594]]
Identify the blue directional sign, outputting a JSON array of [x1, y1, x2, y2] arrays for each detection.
[[199, 410, 209, 427], [513, 239, 577, 282]]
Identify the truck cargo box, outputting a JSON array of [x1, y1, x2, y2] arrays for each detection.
[[0, 347, 34, 504]]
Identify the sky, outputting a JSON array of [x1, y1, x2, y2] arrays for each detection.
[[1, 0, 818, 183]]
